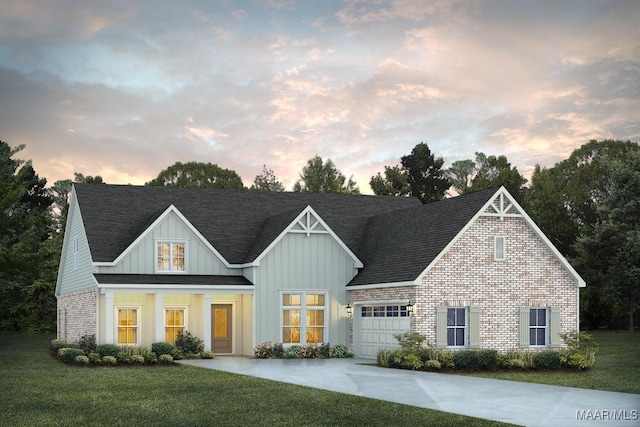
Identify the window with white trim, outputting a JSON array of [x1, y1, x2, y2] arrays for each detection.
[[447, 307, 468, 347], [529, 308, 548, 347], [281, 292, 326, 345], [156, 242, 186, 272], [494, 236, 505, 261], [165, 308, 186, 343], [117, 308, 139, 345]]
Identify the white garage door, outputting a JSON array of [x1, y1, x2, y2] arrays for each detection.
[[354, 304, 411, 359]]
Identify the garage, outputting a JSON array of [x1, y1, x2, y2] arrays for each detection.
[[353, 303, 411, 358]]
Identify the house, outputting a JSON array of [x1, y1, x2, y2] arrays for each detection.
[[56, 184, 585, 358]]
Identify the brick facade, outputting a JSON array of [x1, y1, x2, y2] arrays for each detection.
[[348, 214, 579, 353], [57, 289, 97, 343]]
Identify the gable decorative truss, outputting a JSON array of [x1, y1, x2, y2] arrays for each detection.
[[93, 204, 231, 268], [414, 187, 586, 288], [481, 191, 522, 220], [252, 205, 363, 268]]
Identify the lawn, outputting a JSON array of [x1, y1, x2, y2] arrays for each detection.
[[0, 333, 510, 427], [463, 330, 640, 394]]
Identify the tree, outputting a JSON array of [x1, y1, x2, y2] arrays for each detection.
[[0, 141, 55, 331], [400, 143, 450, 203], [293, 155, 360, 194], [573, 150, 640, 332], [369, 165, 410, 197], [466, 152, 527, 202], [250, 165, 285, 192], [146, 161, 245, 189], [446, 159, 476, 195]]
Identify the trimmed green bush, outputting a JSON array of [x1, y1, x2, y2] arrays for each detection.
[[151, 342, 175, 356], [50, 339, 75, 356], [87, 352, 101, 364], [299, 344, 319, 358], [477, 349, 498, 370], [158, 354, 174, 364], [330, 344, 351, 358], [96, 344, 120, 358], [319, 343, 331, 359], [273, 343, 284, 358], [533, 350, 562, 369], [284, 345, 301, 359], [394, 332, 425, 351], [377, 348, 390, 367], [75, 355, 90, 365], [200, 351, 215, 359], [506, 358, 526, 369], [59, 348, 85, 363], [115, 351, 131, 364], [130, 355, 145, 364], [102, 355, 117, 365], [560, 331, 598, 370], [254, 342, 276, 359], [77, 334, 96, 353], [425, 359, 441, 370], [142, 349, 158, 364], [453, 350, 479, 369]]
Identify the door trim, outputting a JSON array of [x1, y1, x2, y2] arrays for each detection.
[[212, 303, 234, 354]]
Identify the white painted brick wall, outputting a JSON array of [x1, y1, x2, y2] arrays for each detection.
[[57, 290, 97, 344]]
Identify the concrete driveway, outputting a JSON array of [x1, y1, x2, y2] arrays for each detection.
[[179, 357, 640, 427]]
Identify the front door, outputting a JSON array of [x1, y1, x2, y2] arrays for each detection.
[[212, 304, 232, 353]]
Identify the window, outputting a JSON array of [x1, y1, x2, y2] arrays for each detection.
[[117, 308, 138, 345], [494, 236, 505, 261], [529, 308, 548, 346], [157, 242, 186, 272], [447, 307, 467, 347], [361, 305, 410, 318], [72, 236, 79, 270], [281, 292, 326, 344], [165, 308, 186, 343]]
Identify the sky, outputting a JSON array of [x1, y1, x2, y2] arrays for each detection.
[[1, 0, 639, 193]]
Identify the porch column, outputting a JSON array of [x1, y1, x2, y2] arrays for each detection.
[[105, 292, 114, 344], [203, 293, 212, 351], [155, 293, 164, 343]]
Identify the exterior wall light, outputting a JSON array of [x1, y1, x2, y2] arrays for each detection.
[[346, 303, 353, 317], [407, 300, 415, 316]]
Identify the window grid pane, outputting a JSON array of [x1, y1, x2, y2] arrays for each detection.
[[447, 307, 467, 347], [117, 309, 137, 345], [282, 293, 325, 345], [529, 308, 547, 346]]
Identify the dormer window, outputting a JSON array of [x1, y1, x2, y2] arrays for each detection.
[[156, 241, 186, 273]]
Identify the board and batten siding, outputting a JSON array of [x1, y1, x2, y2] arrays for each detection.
[[56, 191, 97, 296], [251, 232, 357, 346], [96, 210, 238, 276]]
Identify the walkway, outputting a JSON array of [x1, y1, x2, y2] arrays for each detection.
[[179, 357, 640, 427]]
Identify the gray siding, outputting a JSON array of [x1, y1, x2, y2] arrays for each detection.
[[97, 210, 238, 275], [56, 191, 97, 296], [252, 232, 357, 346]]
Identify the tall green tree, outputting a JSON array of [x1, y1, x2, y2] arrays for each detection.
[[0, 141, 55, 331], [146, 161, 245, 189], [250, 165, 285, 192], [293, 155, 360, 194], [400, 143, 450, 203], [446, 159, 476, 195], [369, 165, 410, 197], [465, 152, 527, 202], [573, 150, 640, 332]]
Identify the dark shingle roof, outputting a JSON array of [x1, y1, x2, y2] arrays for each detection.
[[348, 188, 497, 286], [74, 184, 422, 264], [94, 274, 252, 286], [74, 184, 497, 285]]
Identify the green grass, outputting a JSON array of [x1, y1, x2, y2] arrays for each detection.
[[463, 330, 640, 394], [0, 333, 510, 427]]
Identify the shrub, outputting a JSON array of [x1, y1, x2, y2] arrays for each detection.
[[200, 351, 215, 359], [159, 354, 174, 365], [299, 344, 319, 359], [75, 355, 90, 365], [254, 342, 275, 359], [319, 343, 331, 359], [560, 331, 598, 370], [142, 349, 157, 364], [453, 350, 479, 369], [169, 348, 184, 360], [102, 355, 117, 365], [477, 349, 498, 370], [77, 335, 97, 353], [377, 348, 390, 367], [273, 343, 284, 358], [60, 348, 85, 364], [175, 331, 204, 356], [87, 352, 101, 365], [130, 355, 145, 365], [435, 350, 455, 369], [152, 342, 176, 357], [425, 359, 441, 370], [400, 353, 423, 370], [394, 332, 425, 351], [284, 345, 301, 359], [96, 344, 120, 358], [116, 351, 131, 364], [533, 351, 561, 369], [502, 350, 535, 369], [50, 339, 75, 356], [330, 344, 350, 358]]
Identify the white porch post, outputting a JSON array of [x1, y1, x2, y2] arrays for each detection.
[[155, 293, 164, 343], [105, 292, 114, 344], [203, 293, 212, 351]]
